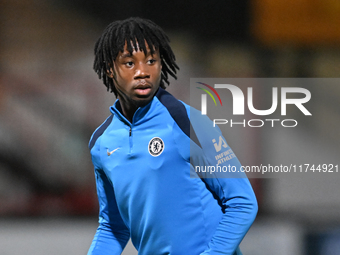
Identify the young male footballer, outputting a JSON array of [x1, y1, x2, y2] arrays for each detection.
[[88, 17, 258, 255]]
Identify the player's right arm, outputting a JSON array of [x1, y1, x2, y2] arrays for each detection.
[[88, 122, 130, 255], [87, 166, 130, 255]]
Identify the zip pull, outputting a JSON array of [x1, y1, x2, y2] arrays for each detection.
[[129, 127, 132, 136]]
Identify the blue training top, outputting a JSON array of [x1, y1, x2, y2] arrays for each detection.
[[88, 88, 257, 255]]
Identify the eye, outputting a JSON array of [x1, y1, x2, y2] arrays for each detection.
[[147, 59, 156, 64], [125, 61, 134, 67]]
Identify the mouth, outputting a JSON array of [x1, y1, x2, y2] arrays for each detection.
[[134, 80, 152, 96]]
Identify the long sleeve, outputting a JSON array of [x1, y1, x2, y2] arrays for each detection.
[[199, 173, 258, 255], [88, 126, 130, 255], [190, 108, 258, 255], [88, 167, 130, 255]]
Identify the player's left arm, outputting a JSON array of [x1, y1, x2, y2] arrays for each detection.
[[189, 108, 258, 255], [199, 168, 258, 255]]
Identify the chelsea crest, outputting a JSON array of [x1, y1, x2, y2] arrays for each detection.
[[148, 137, 164, 157]]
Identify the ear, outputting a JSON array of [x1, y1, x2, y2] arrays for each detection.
[[106, 61, 116, 79], [106, 67, 114, 79]]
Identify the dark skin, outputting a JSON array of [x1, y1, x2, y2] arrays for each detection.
[[108, 42, 162, 123]]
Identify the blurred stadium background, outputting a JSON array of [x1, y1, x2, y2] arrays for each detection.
[[0, 0, 340, 254]]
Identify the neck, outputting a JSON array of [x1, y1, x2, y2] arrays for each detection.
[[117, 96, 153, 123], [115, 97, 136, 123], [120, 103, 137, 123]]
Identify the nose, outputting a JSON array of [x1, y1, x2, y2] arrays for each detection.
[[134, 63, 150, 79]]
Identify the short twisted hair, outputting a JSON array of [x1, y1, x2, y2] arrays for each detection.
[[93, 17, 179, 96]]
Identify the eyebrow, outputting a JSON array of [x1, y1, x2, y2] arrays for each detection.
[[119, 49, 155, 59], [119, 52, 133, 58]]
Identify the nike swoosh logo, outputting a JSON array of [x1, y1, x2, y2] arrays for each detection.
[[107, 147, 120, 156]]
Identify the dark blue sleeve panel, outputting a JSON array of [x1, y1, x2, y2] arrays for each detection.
[[189, 107, 258, 255], [89, 114, 113, 151], [155, 88, 201, 148]]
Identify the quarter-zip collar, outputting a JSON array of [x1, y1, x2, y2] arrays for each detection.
[[110, 98, 153, 125], [110, 88, 164, 125]]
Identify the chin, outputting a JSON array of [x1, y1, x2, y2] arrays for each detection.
[[133, 97, 153, 108]]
